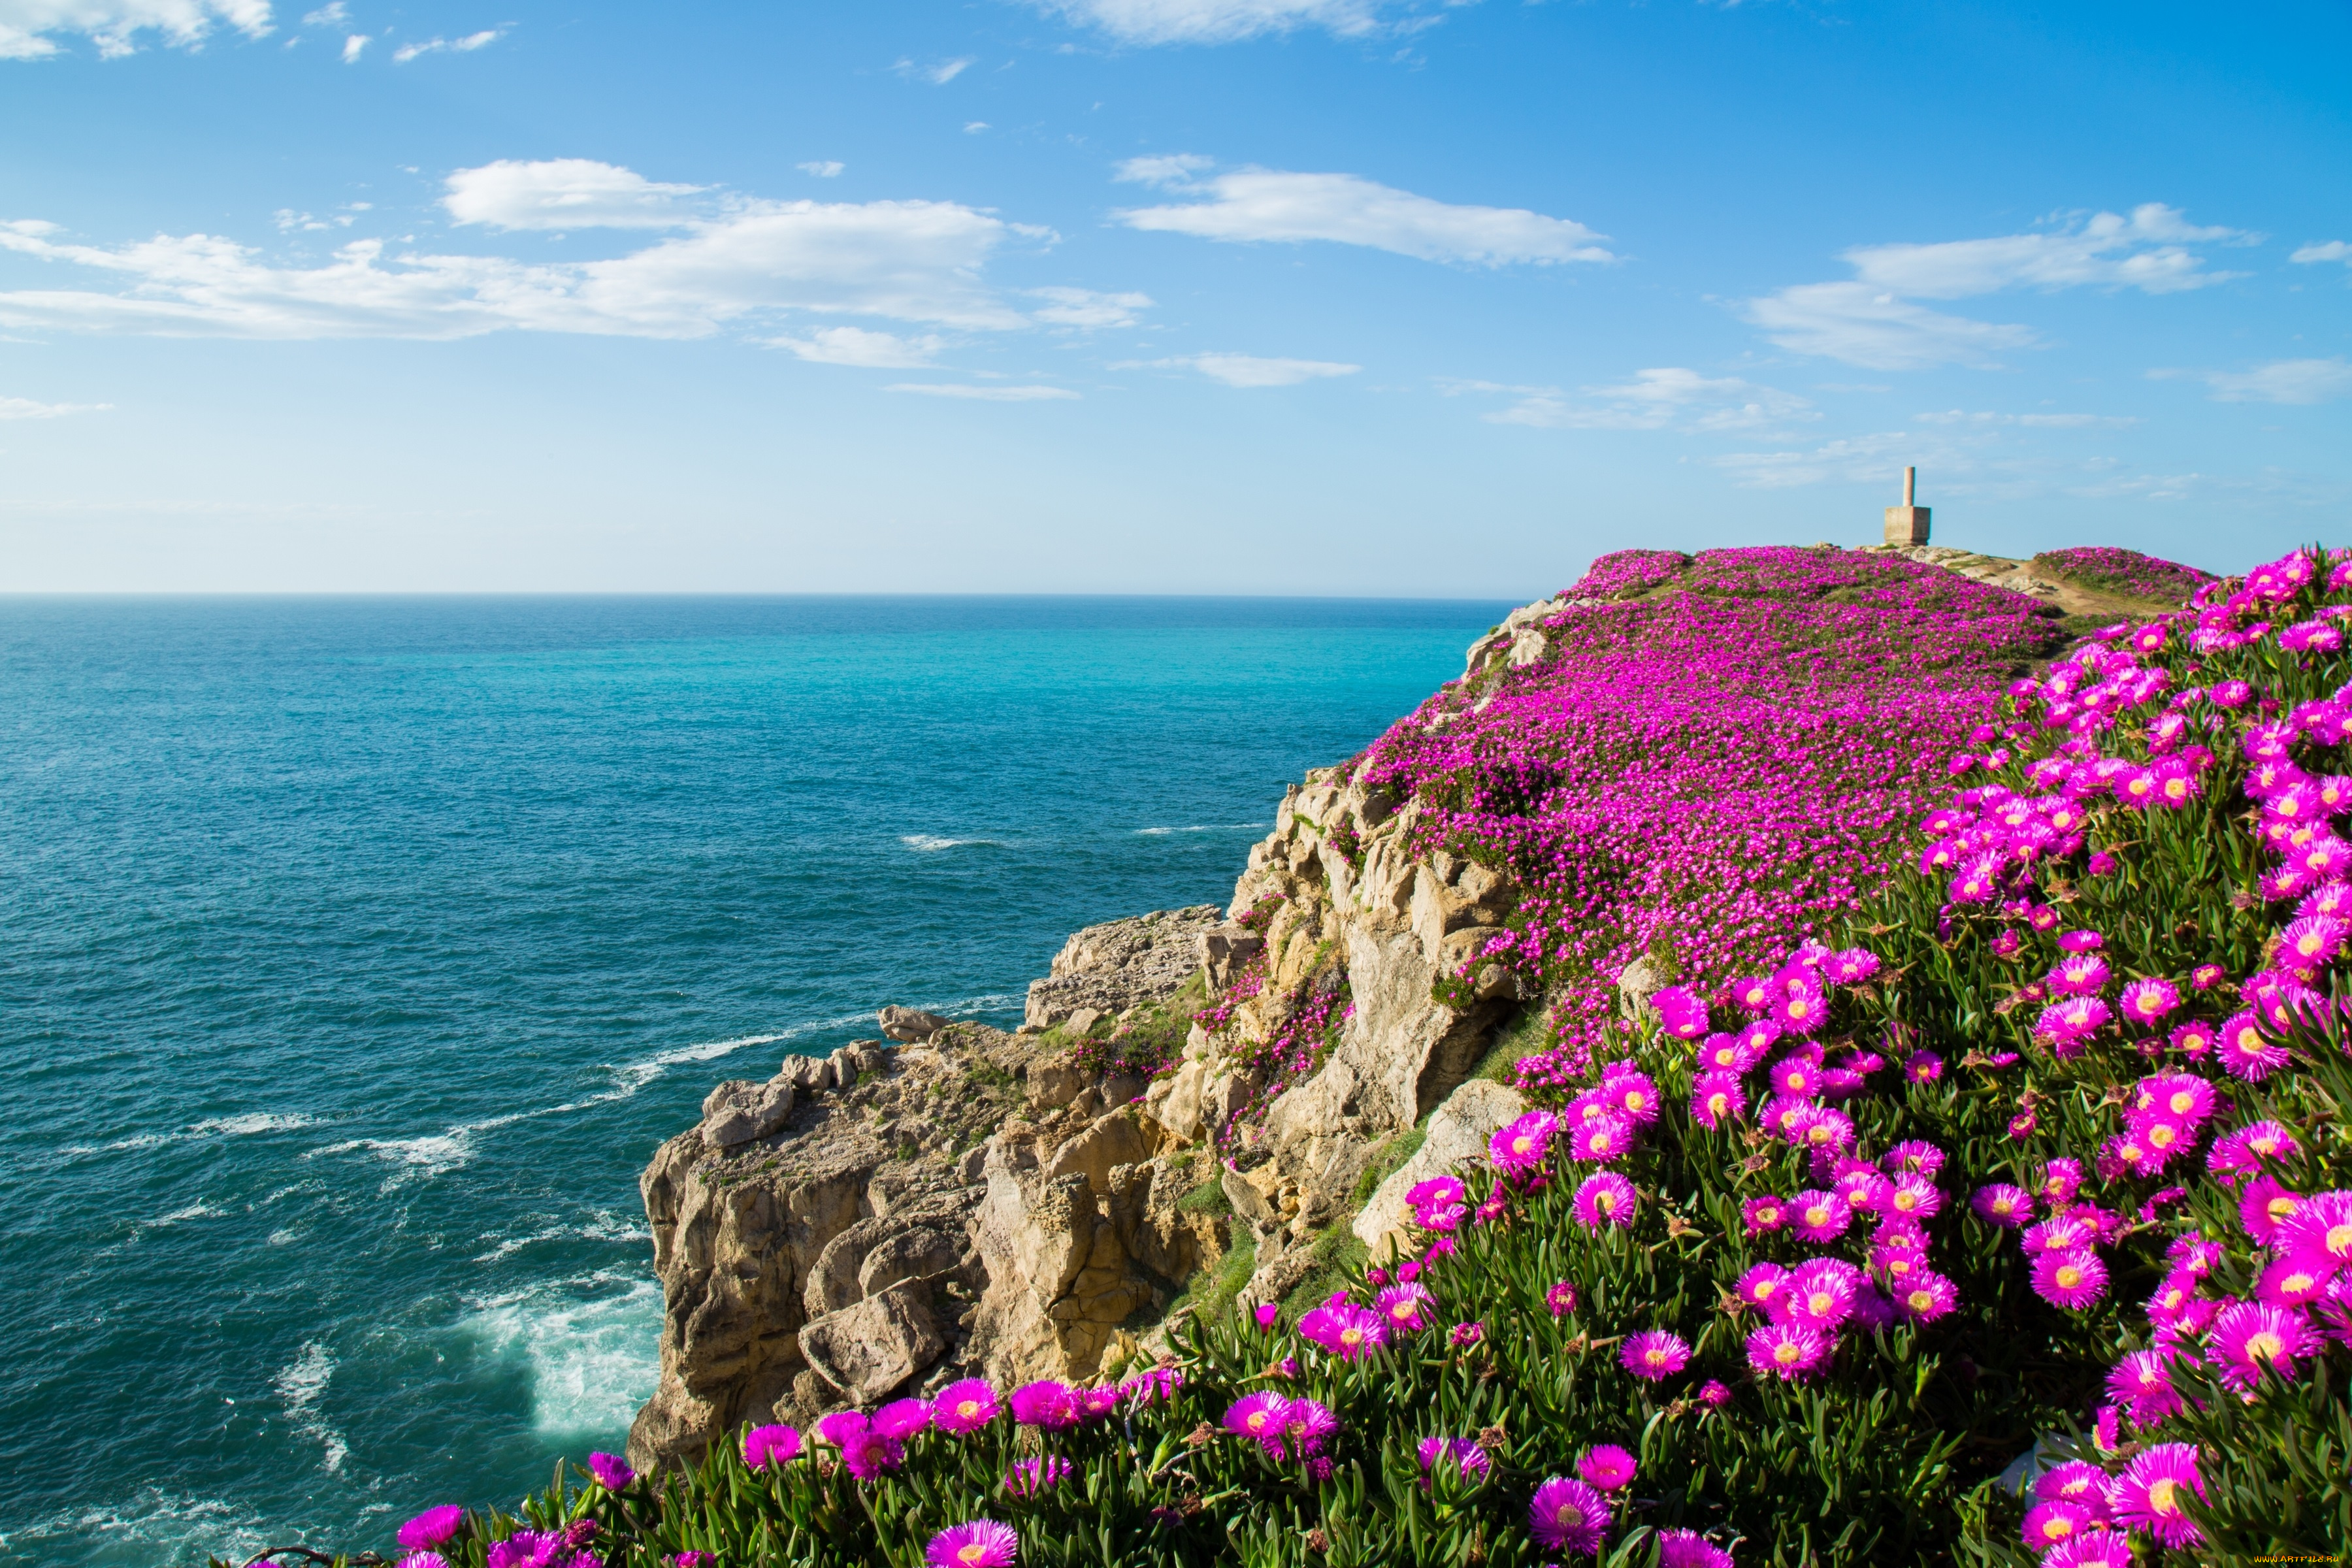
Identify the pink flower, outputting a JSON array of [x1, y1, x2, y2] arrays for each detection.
[[1448, 1320, 1485, 1349], [1254, 1301, 1281, 1331], [932, 1380, 1002, 1435], [399, 1508, 466, 1552], [2117, 977, 2181, 1025], [2279, 1190, 2352, 1277], [840, 1427, 904, 1480], [1741, 1196, 1788, 1235], [1893, 1270, 1957, 1324], [1545, 1280, 1580, 1316], [1573, 1172, 1637, 1229], [1746, 1322, 1831, 1380], [2105, 1442, 2207, 1550], [1786, 1259, 1861, 1329], [1972, 1184, 2033, 1226], [872, 1399, 931, 1440], [1376, 1282, 1433, 1332], [1576, 1443, 1638, 1491], [1696, 1379, 1732, 1407], [744, 1422, 803, 1468], [2106, 1349, 2185, 1428], [1735, 1262, 1791, 1312], [1298, 1301, 1388, 1360], [2034, 1460, 2110, 1518], [585, 1452, 634, 1490], [1689, 1070, 1747, 1130], [1788, 1189, 1851, 1243], [1002, 1456, 1073, 1497], [1223, 1392, 1292, 1448], [1489, 1111, 1560, 1175], [1416, 1436, 1491, 1486], [926, 1520, 1019, 1568], [2022, 1500, 2093, 1552], [1619, 1330, 1690, 1380], [1658, 1531, 1734, 1568], [2207, 1299, 2320, 1392], [2031, 1248, 2108, 1311], [1008, 1380, 1081, 1429], [1528, 1476, 1608, 1556]]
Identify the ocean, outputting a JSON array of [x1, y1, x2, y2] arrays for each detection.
[[0, 595, 1512, 1566]]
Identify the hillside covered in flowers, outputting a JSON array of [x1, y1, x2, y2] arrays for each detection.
[[242, 542, 2352, 1568]]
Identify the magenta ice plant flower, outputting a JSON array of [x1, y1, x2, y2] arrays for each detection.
[[1527, 1476, 1608, 1556], [2106, 1443, 2207, 1550], [1298, 1301, 1388, 1360], [2031, 1249, 2109, 1311], [926, 1520, 1019, 1568], [1007, 1380, 1081, 1430], [744, 1423, 802, 1468], [1573, 1171, 1638, 1229], [585, 1453, 634, 1490], [399, 1508, 466, 1552], [932, 1381, 1001, 1435], [1746, 1322, 1831, 1381], [1619, 1330, 1690, 1380], [2207, 1299, 2320, 1392], [1576, 1443, 1638, 1491]]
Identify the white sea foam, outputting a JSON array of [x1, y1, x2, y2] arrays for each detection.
[[472, 1208, 649, 1264], [271, 1340, 350, 1474], [1136, 821, 1269, 836], [900, 833, 1000, 851], [0, 1488, 276, 1567], [139, 1201, 220, 1232], [460, 1275, 661, 1436], [60, 1110, 321, 1159]]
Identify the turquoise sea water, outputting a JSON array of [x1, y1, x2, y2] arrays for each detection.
[[0, 595, 1511, 1566]]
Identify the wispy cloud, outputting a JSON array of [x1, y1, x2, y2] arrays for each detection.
[[895, 54, 974, 84], [1113, 157, 1610, 267], [1025, 0, 1465, 45], [1711, 431, 1921, 489], [1454, 367, 1814, 432], [2291, 240, 2351, 267], [0, 394, 111, 418], [885, 382, 1079, 400], [1027, 286, 1152, 328], [391, 26, 502, 62], [339, 31, 365, 60], [0, 166, 1051, 338], [772, 326, 944, 368], [300, 2, 346, 24], [797, 161, 845, 179], [1742, 203, 2248, 370], [1914, 408, 2136, 428], [444, 159, 705, 231], [1135, 353, 1360, 387], [2197, 357, 2352, 405], [0, 0, 271, 58]]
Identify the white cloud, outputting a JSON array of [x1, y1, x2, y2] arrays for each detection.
[[1148, 352, 1359, 387], [1740, 282, 2038, 371], [2291, 240, 2351, 266], [391, 25, 499, 61], [797, 161, 845, 179], [299, 1, 342, 22], [1465, 367, 1814, 432], [1028, 0, 1444, 45], [885, 382, 1079, 400], [1914, 408, 2136, 428], [1113, 161, 1610, 267], [1027, 285, 1151, 328], [894, 54, 973, 83], [0, 393, 110, 417], [338, 29, 361, 59], [0, 0, 272, 59], [1743, 203, 2250, 370], [2201, 357, 2352, 405], [772, 325, 944, 368], [444, 159, 705, 231], [963, 121, 989, 134], [1844, 204, 2250, 299], [0, 186, 1040, 338], [1712, 431, 1919, 489], [1113, 154, 1215, 189]]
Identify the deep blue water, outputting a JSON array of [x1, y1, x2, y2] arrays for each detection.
[[0, 595, 1510, 1566]]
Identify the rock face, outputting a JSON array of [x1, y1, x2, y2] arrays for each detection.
[[1353, 1079, 1525, 1262], [1024, 906, 1223, 1028]]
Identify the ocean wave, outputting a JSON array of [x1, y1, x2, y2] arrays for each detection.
[[271, 1341, 350, 1475], [59, 1111, 322, 1160], [472, 1208, 650, 1264], [0, 1488, 275, 1568], [899, 833, 1002, 852], [1135, 821, 1270, 836], [459, 1275, 661, 1437], [139, 1202, 220, 1232]]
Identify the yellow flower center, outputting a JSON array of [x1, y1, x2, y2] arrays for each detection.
[[1788, 999, 1813, 1019], [1626, 1093, 1647, 1112], [1906, 1290, 1932, 1312], [2168, 1090, 2195, 1115], [1707, 1094, 1729, 1116], [1754, 1280, 1778, 1299], [1556, 1503, 1586, 1529], [2247, 1330, 2285, 1363], [2055, 1265, 2082, 1289], [1773, 1341, 1801, 1365], [1248, 1412, 1268, 1431], [1597, 1192, 1618, 1215], [1512, 1135, 1534, 1154], [2271, 1196, 2299, 1221], [2148, 1478, 2179, 1516], [2284, 1271, 2316, 1293], [1805, 1205, 1831, 1226], [959, 1548, 988, 1567], [1339, 1328, 1362, 1347], [1808, 1292, 1834, 1316], [958, 1401, 981, 1419], [2327, 1221, 2352, 1255], [1644, 1348, 1668, 1367], [2299, 933, 2325, 956], [1894, 1192, 1918, 1211], [2145, 1124, 2172, 1149]]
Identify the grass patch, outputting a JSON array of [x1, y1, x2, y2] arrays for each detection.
[[1352, 1128, 1427, 1206], [1279, 1225, 1370, 1321], [1164, 1218, 1255, 1328], [1178, 1174, 1233, 1218]]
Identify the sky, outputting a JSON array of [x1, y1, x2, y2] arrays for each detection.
[[0, 0, 2347, 593]]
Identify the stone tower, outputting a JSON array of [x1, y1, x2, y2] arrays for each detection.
[[1884, 466, 1930, 546]]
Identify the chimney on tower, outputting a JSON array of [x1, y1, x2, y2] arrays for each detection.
[[1884, 466, 1930, 546]]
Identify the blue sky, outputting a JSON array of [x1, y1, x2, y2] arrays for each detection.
[[1, 0, 2346, 592]]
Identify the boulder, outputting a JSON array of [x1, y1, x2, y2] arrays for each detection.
[[798, 1280, 944, 1404], [1024, 906, 1223, 1028], [1352, 1079, 1526, 1261], [1063, 1007, 1105, 1037], [878, 1007, 951, 1043], [700, 1077, 796, 1149], [1198, 925, 1265, 992]]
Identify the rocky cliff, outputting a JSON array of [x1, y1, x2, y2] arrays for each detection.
[[627, 542, 2118, 1471]]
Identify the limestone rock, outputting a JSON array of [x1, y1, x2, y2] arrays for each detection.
[[700, 1077, 796, 1149], [1198, 925, 1265, 992], [1024, 906, 1222, 1028], [878, 1006, 951, 1043], [799, 1279, 945, 1403], [1353, 1079, 1526, 1261]]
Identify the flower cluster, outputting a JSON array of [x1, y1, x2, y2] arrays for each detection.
[[1563, 549, 1693, 603], [2031, 546, 2215, 604], [1359, 546, 2066, 1085]]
